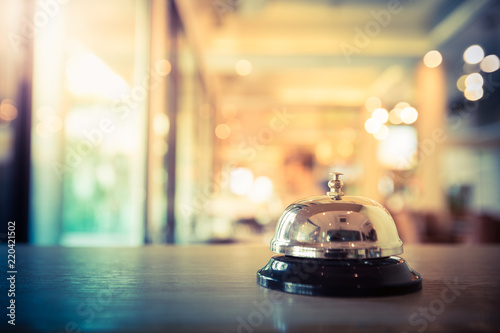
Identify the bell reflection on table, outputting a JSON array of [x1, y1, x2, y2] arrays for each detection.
[[258, 172, 422, 296]]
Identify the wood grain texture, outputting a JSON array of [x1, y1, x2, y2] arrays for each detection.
[[2, 244, 500, 333]]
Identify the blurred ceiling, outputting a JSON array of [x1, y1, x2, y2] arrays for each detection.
[[176, 0, 497, 109]]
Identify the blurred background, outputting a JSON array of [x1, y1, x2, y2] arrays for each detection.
[[1, 0, 500, 246]]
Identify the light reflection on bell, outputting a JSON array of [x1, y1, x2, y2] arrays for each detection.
[[257, 172, 422, 297]]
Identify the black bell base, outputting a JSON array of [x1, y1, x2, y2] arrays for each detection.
[[257, 255, 422, 297]]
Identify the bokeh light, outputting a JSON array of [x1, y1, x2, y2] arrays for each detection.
[[248, 176, 273, 203], [372, 108, 389, 123], [153, 114, 170, 136], [215, 123, 231, 139], [365, 96, 382, 113], [463, 45, 484, 64], [401, 107, 418, 124], [364, 118, 382, 134], [373, 125, 389, 140], [480, 55, 500, 73], [389, 108, 403, 125], [155, 59, 172, 76], [456, 75, 467, 92], [0, 100, 18, 121], [44, 115, 63, 132], [423, 50, 442, 68], [235, 59, 252, 76], [36, 106, 55, 121], [464, 85, 483, 101], [394, 102, 410, 110], [230, 167, 254, 195], [465, 73, 483, 87]]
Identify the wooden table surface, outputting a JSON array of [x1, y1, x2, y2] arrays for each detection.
[[2, 244, 500, 332]]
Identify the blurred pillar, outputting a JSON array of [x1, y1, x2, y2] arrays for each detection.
[[145, 0, 170, 244], [0, 0, 34, 242], [360, 116, 383, 203], [165, 0, 180, 244], [414, 62, 447, 215]]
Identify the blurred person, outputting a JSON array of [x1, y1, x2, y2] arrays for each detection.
[[281, 150, 323, 204]]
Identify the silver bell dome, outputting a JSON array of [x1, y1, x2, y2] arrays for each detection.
[[270, 172, 403, 259]]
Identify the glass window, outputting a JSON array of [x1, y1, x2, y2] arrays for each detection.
[[31, 0, 150, 245]]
